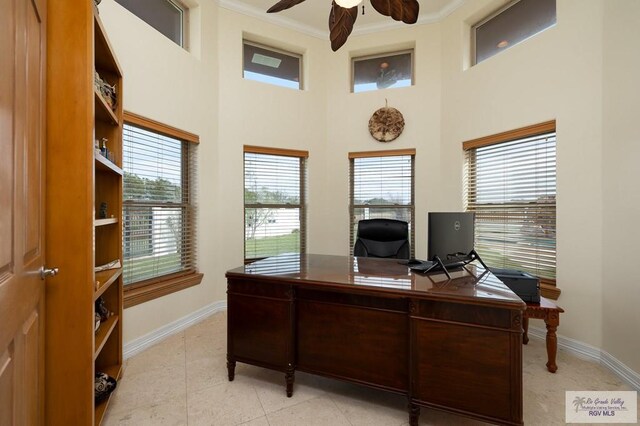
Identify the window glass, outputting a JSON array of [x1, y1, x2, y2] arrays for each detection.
[[122, 123, 198, 285], [244, 149, 307, 261], [464, 131, 556, 280], [349, 153, 415, 256], [243, 41, 302, 90], [473, 0, 556, 64], [352, 51, 413, 93], [115, 0, 185, 47]]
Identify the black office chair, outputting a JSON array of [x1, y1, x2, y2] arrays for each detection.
[[353, 219, 410, 259]]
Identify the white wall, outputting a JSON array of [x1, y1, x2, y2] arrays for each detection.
[[602, 0, 640, 373], [215, 8, 329, 291], [100, 0, 220, 342], [99, 0, 639, 374], [440, 0, 605, 348], [321, 25, 442, 259]]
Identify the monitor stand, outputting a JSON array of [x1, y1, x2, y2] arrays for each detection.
[[431, 249, 489, 280]]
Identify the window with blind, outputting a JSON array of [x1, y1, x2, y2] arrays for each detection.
[[463, 122, 556, 287], [349, 150, 415, 256], [122, 113, 202, 306], [244, 146, 308, 261]]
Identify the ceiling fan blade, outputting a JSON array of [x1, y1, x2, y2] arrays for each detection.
[[328, 2, 358, 51], [370, 0, 419, 24], [267, 0, 306, 13]]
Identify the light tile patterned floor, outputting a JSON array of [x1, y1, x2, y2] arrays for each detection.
[[102, 312, 637, 426]]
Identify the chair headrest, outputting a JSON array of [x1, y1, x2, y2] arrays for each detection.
[[357, 219, 408, 242]]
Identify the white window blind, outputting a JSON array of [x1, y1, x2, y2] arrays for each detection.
[[244, 147, 307, 261], [349, 151, 415, 256], [464, 131, 556, 281], [122, 123, 198, 285]]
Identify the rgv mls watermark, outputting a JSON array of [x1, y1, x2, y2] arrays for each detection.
[[566, 391, 637, 423]]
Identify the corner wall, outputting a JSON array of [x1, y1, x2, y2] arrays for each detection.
[[602, 0, 640, 373], [99, 0, 220, 341]]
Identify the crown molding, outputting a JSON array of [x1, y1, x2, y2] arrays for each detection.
[[217, 0, 326, 39], [352, 0, 465, 36], [217, 0, 466, 40]]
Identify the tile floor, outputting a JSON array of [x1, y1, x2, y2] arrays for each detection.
[[103, 312, 637, 425]]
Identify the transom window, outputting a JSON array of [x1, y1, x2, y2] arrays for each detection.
[[243, 41, 303, 90], [349, 149, 416, 256], [463, 121, 557, 288], [352, 50, 414, 93], [244, 146, 308, 261], [472, 0, 556, 65], [115, 0, 187, 47], [122, 112, 201, 307]]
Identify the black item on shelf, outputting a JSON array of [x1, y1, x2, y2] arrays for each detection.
[[490, 268, 541, 303], [95, 296, 113, 322], [95, 372, 117, 403]]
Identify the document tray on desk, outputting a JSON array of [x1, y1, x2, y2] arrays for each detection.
[[490, 268, 540, 303]]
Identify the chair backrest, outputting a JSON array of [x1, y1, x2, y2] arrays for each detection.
[[353, 219, 410, 259]]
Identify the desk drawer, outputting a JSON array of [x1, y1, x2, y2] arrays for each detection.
[[227, 281, 294, 370], [297, 298, 408, 392]]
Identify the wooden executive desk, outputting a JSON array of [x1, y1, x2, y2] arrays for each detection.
[[226, 254, 526, 425]]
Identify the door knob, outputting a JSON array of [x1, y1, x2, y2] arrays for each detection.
[[40, 267, 59, 280]]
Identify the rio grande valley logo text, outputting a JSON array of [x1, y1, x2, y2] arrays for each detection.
[[572, 396, 629, 417]]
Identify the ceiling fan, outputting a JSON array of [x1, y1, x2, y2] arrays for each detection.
[[267, 0, 420, 51]]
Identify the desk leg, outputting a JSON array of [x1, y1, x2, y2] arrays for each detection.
[[227, 356, 236, 381], [285, 366, 295, 397], [523, 316, 529, 345], [408, 403, 420, 426], [545, 319, 559, 373]]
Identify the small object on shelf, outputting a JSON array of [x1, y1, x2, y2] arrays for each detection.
[[94, 372, 117, 403], [95, 296, 113, 322], [100, 137, 108, 157], [99, 202, 107, 219], [94, 71, 117, 111], [94, 312, 101, 332], [94, 259, 122, 273]]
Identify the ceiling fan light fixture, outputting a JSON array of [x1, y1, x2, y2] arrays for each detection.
[[266, 0, 419, 51], [335, 0, 362, 8]]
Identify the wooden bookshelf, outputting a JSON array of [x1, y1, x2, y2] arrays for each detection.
[[46, 4, 124, 424]]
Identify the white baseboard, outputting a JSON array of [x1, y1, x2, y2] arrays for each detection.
[[123, 300, 227, 359], [122, 303, 639, 392], [528, 325, 640, 392]]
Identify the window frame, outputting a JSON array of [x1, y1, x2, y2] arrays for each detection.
[[463, 120, 559, 299], [122, 111, 202, 308], [115, 0, 188, 49], [471, 0, 556, 65], [349, 149, 416, 258], [351, 49, 415, 94], [242, 40, 304, 90], [243, 145, 308, 263]]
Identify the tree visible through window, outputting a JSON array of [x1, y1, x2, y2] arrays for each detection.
[[349, 150, 416, 256], [244, 146, 308, 261], [121, 114, 201, 306]]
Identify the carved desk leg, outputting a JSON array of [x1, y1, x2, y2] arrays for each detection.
[[285, 365, 295, 397], [227, 355, 236, 381], [545, 313, 560, 373], [408, 403, 420, 426]]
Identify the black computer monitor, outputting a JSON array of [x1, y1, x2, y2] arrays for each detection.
[[428, 212, 475, 265]]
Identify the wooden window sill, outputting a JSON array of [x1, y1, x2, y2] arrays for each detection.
[[541, 282, 561, 300], [124, 271, 204, 308]]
